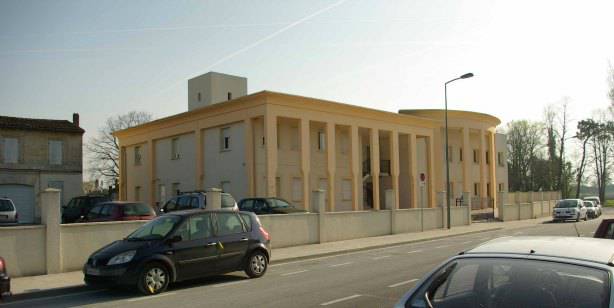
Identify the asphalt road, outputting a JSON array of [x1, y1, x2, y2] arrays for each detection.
[[3, 209, 611, 308]]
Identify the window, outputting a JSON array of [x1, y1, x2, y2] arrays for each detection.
[[3, 138, 18, 163], [171, 138, 180, 159], [87, 205, 103, 220], [221, 127, 231, 151], [459, 148, 463, 161], [473, 149, 479, 163], [163, 198, 177, 212], [498, 152, 505, 166], [124, 203, 153, 216], [240, 199, 255, 211], [215, 213, 245, 236], [342, 179, 352, 201], [0, 200, 14, 211], [190, 197, 200, 208], [99, 204, 113, 218], [318, 131, 326, 151], [197, 92, 202, 102], [486, 151, 490, 164], [190, 214, 213, 240], [135, 186, 141, 201], [474, 183, 479, 196], [434, 264, 479, 299], [292, 178, 302, 201], [134, 146, 142, 166], [49, 140, 63, 165], [227, 92, 232, 100], [498, 183, 504, 192], [447, 146, 453, 162], [177, 196, 192, 210]]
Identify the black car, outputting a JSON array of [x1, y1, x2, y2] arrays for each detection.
[[238, 198, 307, 215], [160, 191, 238, 214], [84, 210, 270, 295], [0, 257, 10, 299], [62, 195, 111, 223]]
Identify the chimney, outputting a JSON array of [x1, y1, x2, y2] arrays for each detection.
[[72, 113, 79, 127]]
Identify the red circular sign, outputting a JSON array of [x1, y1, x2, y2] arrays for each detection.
[[420, 173, 426, 182]]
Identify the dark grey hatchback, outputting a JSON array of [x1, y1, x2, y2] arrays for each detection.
[[84, 210, 270, 295]]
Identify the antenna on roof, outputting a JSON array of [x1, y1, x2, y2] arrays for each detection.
[[573, 223, 581, 237]]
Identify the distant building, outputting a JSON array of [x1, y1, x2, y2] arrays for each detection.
[[115, 72, 507, 214], [0, 114, 84, 223]]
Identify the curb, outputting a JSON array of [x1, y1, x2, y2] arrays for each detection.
[[270, 226, 503, 265], [2, 285, 98, 304]]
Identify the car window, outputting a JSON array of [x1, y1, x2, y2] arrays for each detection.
[[99, 204, 113, 218], [409, 258, 610, 308], [128, 215, 181, 240], [190, 197, 200, 208], [124, 203, 153, 216], [163, 199, 178, 212], [239, 213, 253, 231], [606, 223, 614, 239], [173, 220, 190, 241], [189, 214, 213, 240], [254, 200, 266, 212], [556, 200, 580, 208], [215, 212, 245, 236], [221, 194, 236, 208], [87, 205, 103, 220], [273, 199, 291, 208], [240, 199, 254, 211], [0, 200, 14, 211], [177, 196, 192, 210]]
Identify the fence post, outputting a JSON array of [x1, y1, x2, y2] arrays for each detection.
[[312, 189, 326, 243], [437, 191, 446, 228], [497, 191, 507, 221], [41, 188, 62, 274], [385, 189, 396, 234], [206, 188, 222, 209]]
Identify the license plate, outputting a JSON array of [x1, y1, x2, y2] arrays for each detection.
[[86, 267, 101, 275], [0, 215, 6, 219]]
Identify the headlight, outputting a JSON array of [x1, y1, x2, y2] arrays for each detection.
[[107, 250, 136, 265]]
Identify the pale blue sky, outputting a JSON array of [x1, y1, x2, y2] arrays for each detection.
[[2, 0, 614, 172]]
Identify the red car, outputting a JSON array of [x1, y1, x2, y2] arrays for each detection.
[[79, 202, 156, 222], [0, 257, 10, 299]]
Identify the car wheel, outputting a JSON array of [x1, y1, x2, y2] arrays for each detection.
[[584, 214, 588, 221], [137, 262, 170, 295], [576, 214, 580, 222], [245, 250, 268, 278]]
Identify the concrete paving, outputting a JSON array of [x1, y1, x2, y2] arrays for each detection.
[[4, 212, 607, 307]]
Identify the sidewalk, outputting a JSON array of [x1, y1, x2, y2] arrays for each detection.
[[9, 216, 552, 298]]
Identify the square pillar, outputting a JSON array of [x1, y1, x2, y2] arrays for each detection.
[[300, 118, 311, 211], [148, 139, 156, 205], [462, 127, 471, 193], [244, 119, 255, 197], [264, 112, 278, 196], [390, 130, 400, 210], [479, 129, 487, 208], [41, 188, 62, 274], [488, 131, 497, 211], [409, 134, 418, 208], [370, 129, 380, 210], [426, 135, 436, 208], [350, 125, 360, 211], [119, 146, 127, 200], [326, 122, 336, 212], [196, 129, 204, 190]]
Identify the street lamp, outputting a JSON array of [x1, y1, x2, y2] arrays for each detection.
[[445, 72, 474, 229]]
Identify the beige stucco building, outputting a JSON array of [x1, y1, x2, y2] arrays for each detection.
[[115, 72, 507, 213]]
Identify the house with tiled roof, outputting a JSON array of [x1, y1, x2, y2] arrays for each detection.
[[0, 113, 84, 223]]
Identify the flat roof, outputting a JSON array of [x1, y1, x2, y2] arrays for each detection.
[[467, 236, 614, 265], [399, 109, 501, 126]]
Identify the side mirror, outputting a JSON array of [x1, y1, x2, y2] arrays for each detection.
[[166, 235, 182, 244]]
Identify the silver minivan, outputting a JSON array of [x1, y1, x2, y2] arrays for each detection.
[[0, 198, 18, 224], [553, 199, 587, 222]]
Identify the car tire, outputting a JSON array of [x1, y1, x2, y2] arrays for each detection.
[[576, 214, 580, 222], [137, 262, 170, 295], [244, 250, 268, 278]]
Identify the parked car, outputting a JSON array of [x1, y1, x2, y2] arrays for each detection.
[[160, 191, 238, 214], [78, 202, 156, 223], [83, 210, 270, 295], [0, 198, 18, 225], [594, 219, 614, 239], [584, 195, 601, 206], [62, 195, 111, 223], [238, 197, 308, 215], [584, 200, 601, 218], [395, 236, 614, 308], [0, 257, 10, 299], [552, 199, 587, 222]]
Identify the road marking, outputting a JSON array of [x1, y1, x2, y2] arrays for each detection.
[[435, 245, 451, 249], [388, 278, 419, 288], [372, 255, 391, 260], [281, 270, 309, 276], [1, 289, 107, 306], [407, 249, 423, 254], [460, 241, 473, 244], [320, 294, 362, 306], [513, 231, 524, 235], [127, 292, 176, 302], [213, 280, 249, 288], [330, 262, 353, 267]]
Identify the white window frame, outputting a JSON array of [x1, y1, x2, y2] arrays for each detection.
[[171, 138, 180, 160], [318, 131, 326, 151], [134, 146, 142, 166], [221, 127, 231, 151], [48, 140, 63, 165], [3, 137, 18, 163]]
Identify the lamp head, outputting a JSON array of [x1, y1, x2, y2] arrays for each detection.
[[460, 73, 474, 79]]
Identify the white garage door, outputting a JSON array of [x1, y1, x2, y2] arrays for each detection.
[[0, 184, 35, 223]]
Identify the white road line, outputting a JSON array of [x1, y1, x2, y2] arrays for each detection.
[[212, 280, 249, 288], [460, 241, 473, 244], [407, 249, 423, 254], [330, 262, 353, 267], [372, 255, 391, 260], [281, 270, 309, 276], [388, 278, 419, 288], [320, 294, 362, 306], [127, 292, 176, 302], [435, 245, 451, 249], [1, 289, 107, 306], [513, 231, 524, 235]]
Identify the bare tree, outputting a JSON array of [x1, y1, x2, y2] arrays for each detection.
[[588, 117, 614, 203], [543, 104, 558, 191], [575, 119, 598, 198], [557, 98, 571, 197], [506, 120, 543, 191], [87, 111, 153, 183], [609, 63, 614, 105]]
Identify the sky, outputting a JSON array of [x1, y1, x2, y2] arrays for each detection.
[[1, 0, 613, 178]]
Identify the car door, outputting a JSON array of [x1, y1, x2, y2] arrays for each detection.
[[169, 213, 219, 280], [214, 212, 249, 271]]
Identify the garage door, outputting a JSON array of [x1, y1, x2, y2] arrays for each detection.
[[0, 184, 35, 223]]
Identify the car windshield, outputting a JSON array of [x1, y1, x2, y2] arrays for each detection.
[[584, 202, 594, 207], [123, 203, 153, 216], [126, 215, 181, 240], [556, 200, 579, 208], [271, 199, 292, 208], [66, 198, 83, 209], [0, 200, 14, 211], [410, 257, 610, 308]]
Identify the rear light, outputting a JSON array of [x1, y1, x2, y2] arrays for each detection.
[[259, 226, 270, 241], [15, 212, 18, 221], [0, 257, 5, 274]]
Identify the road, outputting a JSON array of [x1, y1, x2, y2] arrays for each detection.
[[3, 209, 610, 308]]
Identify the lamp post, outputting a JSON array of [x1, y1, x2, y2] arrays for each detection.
[[445, 72, 474, 229]]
